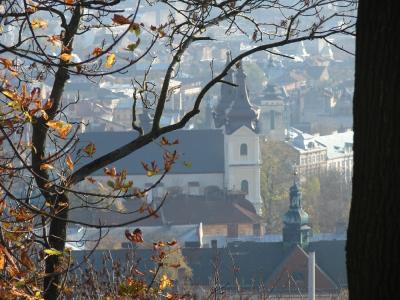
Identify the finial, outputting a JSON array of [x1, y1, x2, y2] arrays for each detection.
[[292, 164, 299, 184]]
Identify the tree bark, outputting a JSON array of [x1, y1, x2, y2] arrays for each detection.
[[347, 1, 400, 299]]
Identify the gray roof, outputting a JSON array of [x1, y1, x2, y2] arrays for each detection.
[[71, 240, 347, 291], [76, 129, 225, 175]]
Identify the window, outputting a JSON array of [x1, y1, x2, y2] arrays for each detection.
[[270, 110, 276, 130], [227, 223, 239, 237], [240, 143, 248, 156], [253, 223, 261, 236], [241, 180, 249, 195]]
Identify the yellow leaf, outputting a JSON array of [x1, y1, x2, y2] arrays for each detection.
[[44, 248, 63, 256], [59, 53, 72, 62], [146, 170, 157, 177], [105, 53, 116, 68], [65, 154, 74, 171], [31, 19, 47, 29], [2, 89, 17, 99], [159, 274, 172, 290], [40, 163, 54, 170]]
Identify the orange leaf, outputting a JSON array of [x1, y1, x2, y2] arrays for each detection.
[[60, 53, 72, 62], [112, 14, 131, 25], [0, 250, 4, 271], [46, 120, 72, 138], [105, 53, 116, 68], [40, 163, 54, 170], [92, 47, 103, 57], [104, 167, 117, 177], [65, 154, 74, 171], [125, 228, 144, 243]]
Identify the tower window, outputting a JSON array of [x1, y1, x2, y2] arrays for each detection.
[[241, 180, 249, 195], [240, 143, 248, 156]]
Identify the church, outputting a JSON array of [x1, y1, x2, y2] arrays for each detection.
[[77, 59, 263, 213]]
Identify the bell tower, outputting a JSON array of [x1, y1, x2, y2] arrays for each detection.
[[282, 170, 312, 249], [214, 59, 262, 213]]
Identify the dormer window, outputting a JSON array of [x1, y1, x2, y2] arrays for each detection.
[[240, 143, 248, 156]]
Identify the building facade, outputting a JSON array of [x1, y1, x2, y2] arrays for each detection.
[[287, 128, 353, 180]]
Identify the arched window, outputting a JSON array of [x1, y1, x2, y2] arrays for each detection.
[[241, 180, 249, 195], [240, 143, 248, 156]]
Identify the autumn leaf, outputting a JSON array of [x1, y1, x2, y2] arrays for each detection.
[[40, 163, 54, 170], [44, 248, 63, 256], [59, 53, 72, 62], [65, 154, 74, 171], [92, 47, 103, 57], [146, 170, 157, 177], [86, 176, 96, 183], [31, 19, 47, 29], [159, 274, 173, 290], [112, 14, 131, 25], [105, 53, 116, 68], [125, 39, 140, 51], [252, 29, 258, 42], [104, 167, 117, 177], [83, 142, 96, 156], [132, 268, 145, 276], [0, 250, 4, 270], [125, 228, 144, 243], [160, 136, 169, 145], [47, 35, 61, 46], [129, 23, 141, 36], [65, 0, 74, 5], [166, 240, 177, 246], [46, 120, 72, 138]]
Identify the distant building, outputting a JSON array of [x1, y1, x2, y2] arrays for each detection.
[[287, 128, 353, 180]]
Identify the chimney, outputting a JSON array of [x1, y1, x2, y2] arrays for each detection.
[[308, 251, 315, 300]]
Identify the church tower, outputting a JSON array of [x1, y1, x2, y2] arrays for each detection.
[[282, 173, 312, 249], [214, 59, 262, 213]]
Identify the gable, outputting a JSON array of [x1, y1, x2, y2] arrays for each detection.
[[266, 245, 338, 293], [228, 125, 257, 136]]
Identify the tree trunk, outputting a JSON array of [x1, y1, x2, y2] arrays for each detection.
[[347, 1, 400, 299], [43, 193, 69, 300]]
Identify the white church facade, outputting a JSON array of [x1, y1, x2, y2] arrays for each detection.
[[77, 59, 264, 213]]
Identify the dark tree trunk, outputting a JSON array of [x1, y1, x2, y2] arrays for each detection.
[[347, 1, 400, 299]]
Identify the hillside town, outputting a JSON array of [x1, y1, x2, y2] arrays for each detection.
[[0, 1, 356, 298]]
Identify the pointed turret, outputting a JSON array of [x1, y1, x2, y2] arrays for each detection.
[[225, 62, 259, 134], [213, 52, 235, 128], [282, 170, 312, 249]]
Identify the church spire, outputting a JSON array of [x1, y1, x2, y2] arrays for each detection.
[[225, 61, 259, 134], [213, 51, 235, 128], [282, 169, 311, 249]]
